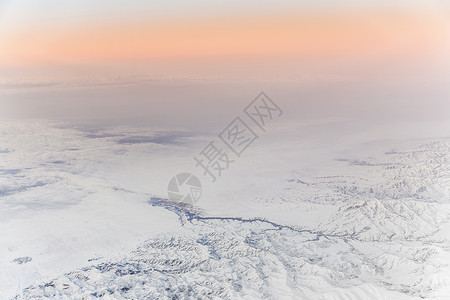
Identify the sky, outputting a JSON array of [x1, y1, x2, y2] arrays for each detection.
[[0, 0, 449, 128], [1, 0, 449, 65]]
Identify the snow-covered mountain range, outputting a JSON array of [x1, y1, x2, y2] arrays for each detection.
[[1, 119, 449, 299]]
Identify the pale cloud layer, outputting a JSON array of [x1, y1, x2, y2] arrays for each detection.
[[0, 0, 449, 129]]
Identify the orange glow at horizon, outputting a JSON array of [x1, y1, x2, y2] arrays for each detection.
[[1, 11, 449, 65]]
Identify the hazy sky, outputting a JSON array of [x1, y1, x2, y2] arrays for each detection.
[[0, 0, 449, 127], [2, 0, 449, 64]]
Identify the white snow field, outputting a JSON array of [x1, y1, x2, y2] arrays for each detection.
[[1, 119, 449, 299]]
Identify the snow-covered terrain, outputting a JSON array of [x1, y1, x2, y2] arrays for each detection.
[[1, 119, 449, 299]]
